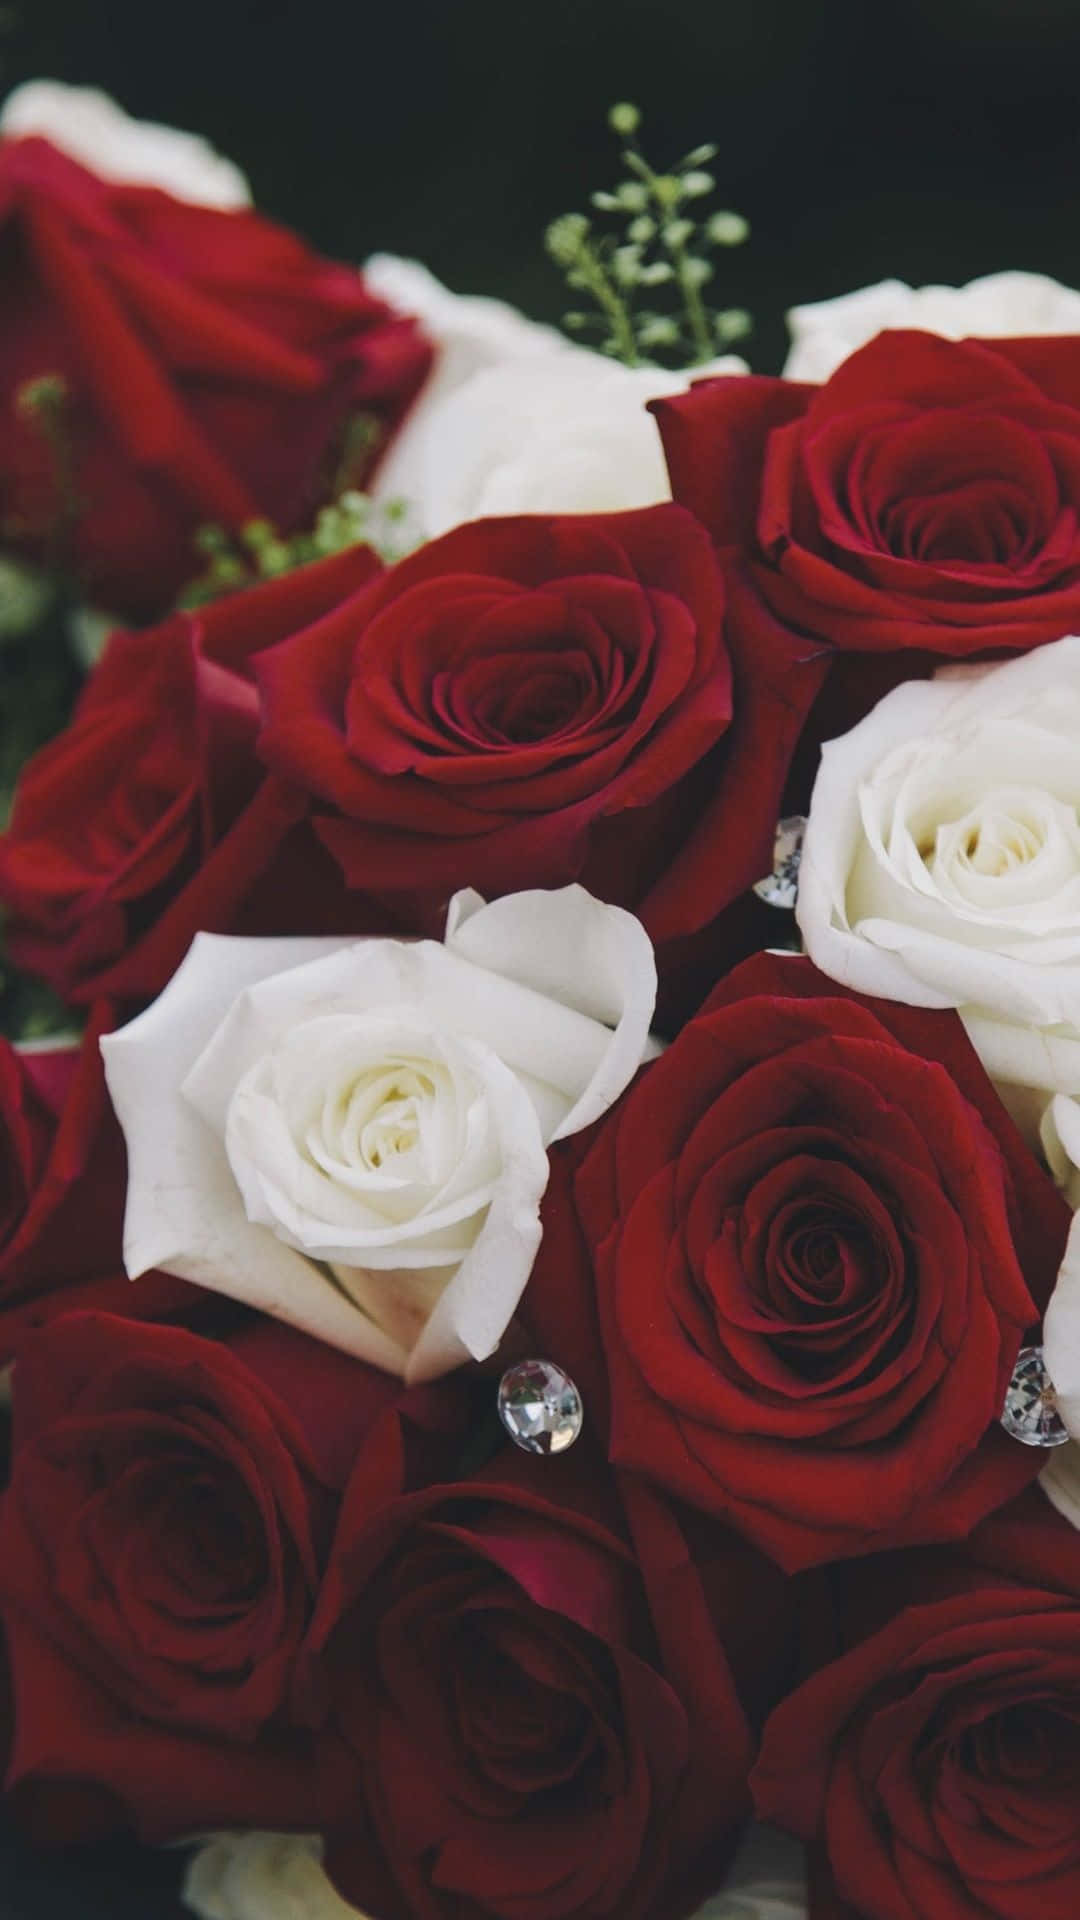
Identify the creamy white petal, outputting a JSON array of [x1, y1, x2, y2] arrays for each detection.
[[183, 1833, 368, 1920], [1044, 1213, 1080, 1437], [181, 1830, 805, 1920], [444, 884, 660, 1138], [401, 356, 745, 537], [784, 270, 1080, 381], [1041, 1442, 1080, 1532]]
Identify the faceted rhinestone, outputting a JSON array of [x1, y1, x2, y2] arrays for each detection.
[[497, 1359, 584, 1455], [752, 815, 807, 910], [1000, 1346, 1070, 1448]]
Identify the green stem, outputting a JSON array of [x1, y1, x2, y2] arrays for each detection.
[[576, 240, 639, 366], [623, 143, 714, 364], [669, 241, 714, 364]]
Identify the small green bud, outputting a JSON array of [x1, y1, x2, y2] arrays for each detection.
[[562, 311, 592, 330], [708, 210, 750, 246], [639, 261, 675, 285], [15, 372, 68, 420], [608, 102, 640, 135], [241, 518, 276, 552], [682, 142, 718, 167], [313, 507, 344, 550], [545, 213, 590, 265], [256, 540, 292, 577], [627, 215, 655, 244], [209, 554, 248, 588], [590, 191, 620, 211], [193, 524, 230, 556], [612, 244, 643, 287], [715, 307, 753, 341], [615, 181, 649, 212], [652, 174, 683, 211], [682, 256, 714, 288], [662, 218, 695, 250], [680, 170, 715, 197], [637, 314, 682, 348], [0, 556, 53, 641], [67, 603, 116, 669]]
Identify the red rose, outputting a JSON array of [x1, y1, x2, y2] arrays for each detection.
[[0, 546, 385, 1004], [0, 1314, 459, 1843], [753, 1491, 1080, 1920], [0, 135, 431, 617], [653, 332, 1080, 660], [0, 1013, 192, 1355], [305, 1441, 788, 1920], [526, 953, 1067, 1571], [255, 505, 827, 948]]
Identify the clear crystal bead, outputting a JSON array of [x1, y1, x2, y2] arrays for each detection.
[[1001, 1346, 1069, 1448], [753, 815, 807, 910], [497, 1359, 583, 1455]]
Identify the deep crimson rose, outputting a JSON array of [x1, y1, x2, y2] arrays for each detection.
[[653, 331, 1080, 660], [526, 953, 1067, 1571], [0, 546, 387, 1004], [754, 1492, 1080, 1920], [0, 1314, 463, 1843], [305, 1444, 788, 1920], [0, 135, 431, 617], [0, 1013, 192, 1355], [255, 505, 828, 946]]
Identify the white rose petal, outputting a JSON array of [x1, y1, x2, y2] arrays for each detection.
[[362, 254, 579, 508], [695, 1827, 807, 1919], [1041, 1438, 1080, 1530], [102, 887, 656, 1383], [181, 1830, 805, 1920], [1039, 1093, 1080, 1208], [693, 1891, 807, 1920], [379, 353, 747, 539], [784, 271, 1080, 381], [1, 80, 251, 208], [797, 634, 1080, 1122], [1044, 1210, 1080, 1442], [363, 253, 578, 391], [362, 254, 745, 534], [183, 1833, 366, 1920]]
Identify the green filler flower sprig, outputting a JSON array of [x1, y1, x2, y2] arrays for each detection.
[[546, 102, 751, 369]]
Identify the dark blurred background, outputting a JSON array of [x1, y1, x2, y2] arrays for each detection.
[[8, 0, 1080, 373], [4, 0, 1080, 1911]]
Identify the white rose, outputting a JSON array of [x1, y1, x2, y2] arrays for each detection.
[[702, 1824, 806, 1919], [0, 80, 251, 208], [183, 1833, 364, 1920], [380, 354, 746, 539], [1039, 1093, 1080, 1209], [102, 886, 656, 1383], [784, 271, 1080, 382], [181, 1832, 806, 1920], [362, 255, 746, 535], [693, 1890, 807, 1920], [361, 255, 578, 509], [797, 634, 1080, 1123], [1041, 1433, 1080, 1526]]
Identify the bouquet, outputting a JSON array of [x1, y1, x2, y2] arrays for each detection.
[[4, 79, 1080, 1920]]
